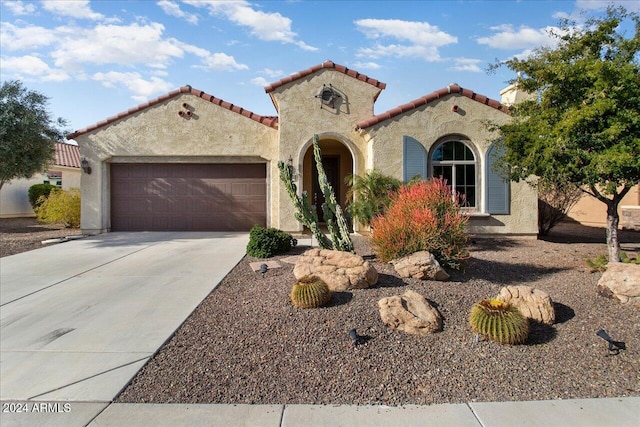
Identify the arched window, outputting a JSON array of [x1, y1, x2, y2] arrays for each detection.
[[431, 140, 476, 208]]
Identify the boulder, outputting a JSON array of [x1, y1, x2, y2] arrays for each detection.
[[378, 290, 442, 335], [390, 251, 449, 281], [293, 249, 378, 291], [597, 262, 640, 307], [496, 285, 555, 325]]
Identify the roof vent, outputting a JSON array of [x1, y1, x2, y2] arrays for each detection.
[[316, 84, 341, 109]]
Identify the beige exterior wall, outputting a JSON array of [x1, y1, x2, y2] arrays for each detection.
[[0, 167, 80, 218], [567, 184, 640, 228], [363, 94, 538, 236], [76, 94, 277, 233], [268, 69, 381, 232], [73, 67, 538, 237]]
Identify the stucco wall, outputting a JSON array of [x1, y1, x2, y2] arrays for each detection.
[[0, 167, 80, 218], [269, 69, 382, 232], [75, 94, 277, 233], [567, 184, 640, 228], [363, 93, 538, 236]]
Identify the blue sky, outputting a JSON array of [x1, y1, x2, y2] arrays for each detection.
[[1, 0, 638, 137]]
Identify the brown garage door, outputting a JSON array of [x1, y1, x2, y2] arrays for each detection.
[[111, 163, 266, 231]]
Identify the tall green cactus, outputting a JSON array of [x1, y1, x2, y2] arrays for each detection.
[[311, 136, 354, 252], [277, 134, 354, 252], [278, 156, 333, 250]]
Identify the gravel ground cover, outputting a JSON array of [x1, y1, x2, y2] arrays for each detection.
[[0, 217, 81, 257], [117, 224, 640, 406]]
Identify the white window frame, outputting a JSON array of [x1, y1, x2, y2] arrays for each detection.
[[429, 138, 479, 211]]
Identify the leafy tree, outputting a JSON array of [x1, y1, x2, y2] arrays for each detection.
[[492, 8, 640, 261], [0, 80, 68, 190]]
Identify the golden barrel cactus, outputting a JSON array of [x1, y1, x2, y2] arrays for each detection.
[[469, 299, 530, 345], [290, 275, 332, 309]]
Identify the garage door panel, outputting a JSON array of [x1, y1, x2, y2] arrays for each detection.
[[111, 163, 266, 231]]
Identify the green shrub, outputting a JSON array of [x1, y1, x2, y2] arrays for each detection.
[[345, 170, 402, 227], [371, 178, 469, 270], [246, 225, 294, 258], [586, 252, 640, 272], [35, 187, 81, 228], [28, 183, 58, 209]]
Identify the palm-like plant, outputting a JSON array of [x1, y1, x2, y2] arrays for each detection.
[[345, 170, 402, 227]]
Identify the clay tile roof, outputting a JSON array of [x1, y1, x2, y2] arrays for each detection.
[[67, 85, 278, 139], [54, 142, 81, 168], [264, 60, 387, 93], [356, 84, 510, 130]]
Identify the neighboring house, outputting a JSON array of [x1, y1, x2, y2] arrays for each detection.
[[68, 60, 537, 236], [0, 142, 81, 218], [566, 184, 640, 230]]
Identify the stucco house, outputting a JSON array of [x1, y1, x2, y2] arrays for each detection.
[[68, 60, 537, 236], [0, 142, 81, 218]]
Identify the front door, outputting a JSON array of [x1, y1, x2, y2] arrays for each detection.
[[312, 156, 340, 222]]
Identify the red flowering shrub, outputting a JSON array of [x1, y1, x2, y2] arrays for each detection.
[[371, 178, 469, 269]]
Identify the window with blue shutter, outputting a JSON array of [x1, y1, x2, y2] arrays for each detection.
[[403, 136, 427, 183], [486, 144, 510, 214]]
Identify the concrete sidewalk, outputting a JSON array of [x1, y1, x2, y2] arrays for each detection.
[[1, 397, 637, 426]]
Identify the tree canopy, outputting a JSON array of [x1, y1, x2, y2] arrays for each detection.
[[0, 80, 68, 190], [493, 7, 640, 261]]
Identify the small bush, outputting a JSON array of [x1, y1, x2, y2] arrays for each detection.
[[35, 187, 81, 228], [345, 170, 402, 227], [586, 252, 640, 272], [28, 183, 59, 209], [371, 178, 469, 269], [246, 225, 294, 258]]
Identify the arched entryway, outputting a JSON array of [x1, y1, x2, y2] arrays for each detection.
[[300, 136, 354, 222]]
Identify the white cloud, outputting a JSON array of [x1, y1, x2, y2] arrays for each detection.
[[1, 55, 70, 81], [198, 52, 248, 71], [92, 71, 174, 102], [354, 18, 456, 61], [357, 44, 442, 61], [176, 41, 248, 71], [262, 68, 283, 78], [450, 58, 483, 73], [476, 25, 558, 50], [352, 62, 381, 70], [251, 76, 269, 86], [41, 0, 104, 20], [157, 0, 199, 25], [355, 19, 457, 46], [51, 23, 184, 69], [4, 1, 37, 15], [0, 22, 57, 51], [183, 0, 317, 51]]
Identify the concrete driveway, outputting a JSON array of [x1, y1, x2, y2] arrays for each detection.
[[0, 232, 249, 403]]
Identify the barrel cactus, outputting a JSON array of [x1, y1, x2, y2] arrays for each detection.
[[469, 299, 530, 345], [290, 275, 332, 309]]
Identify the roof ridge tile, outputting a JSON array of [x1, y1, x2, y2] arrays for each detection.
[[68, 85, 278, 139], [356, 84, 509, 130]]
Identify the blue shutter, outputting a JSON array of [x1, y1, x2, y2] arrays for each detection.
[[486, 144, 509, 214], [403, 136, 427, 183]]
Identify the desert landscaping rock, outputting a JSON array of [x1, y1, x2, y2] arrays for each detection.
[[115, 226, 640, 406], [390, 251, 450, 281], [497, 285, 556, 325], [597, 262, 640, 306], [293, 248, 378, 291], [378, 289, 443, 335]]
